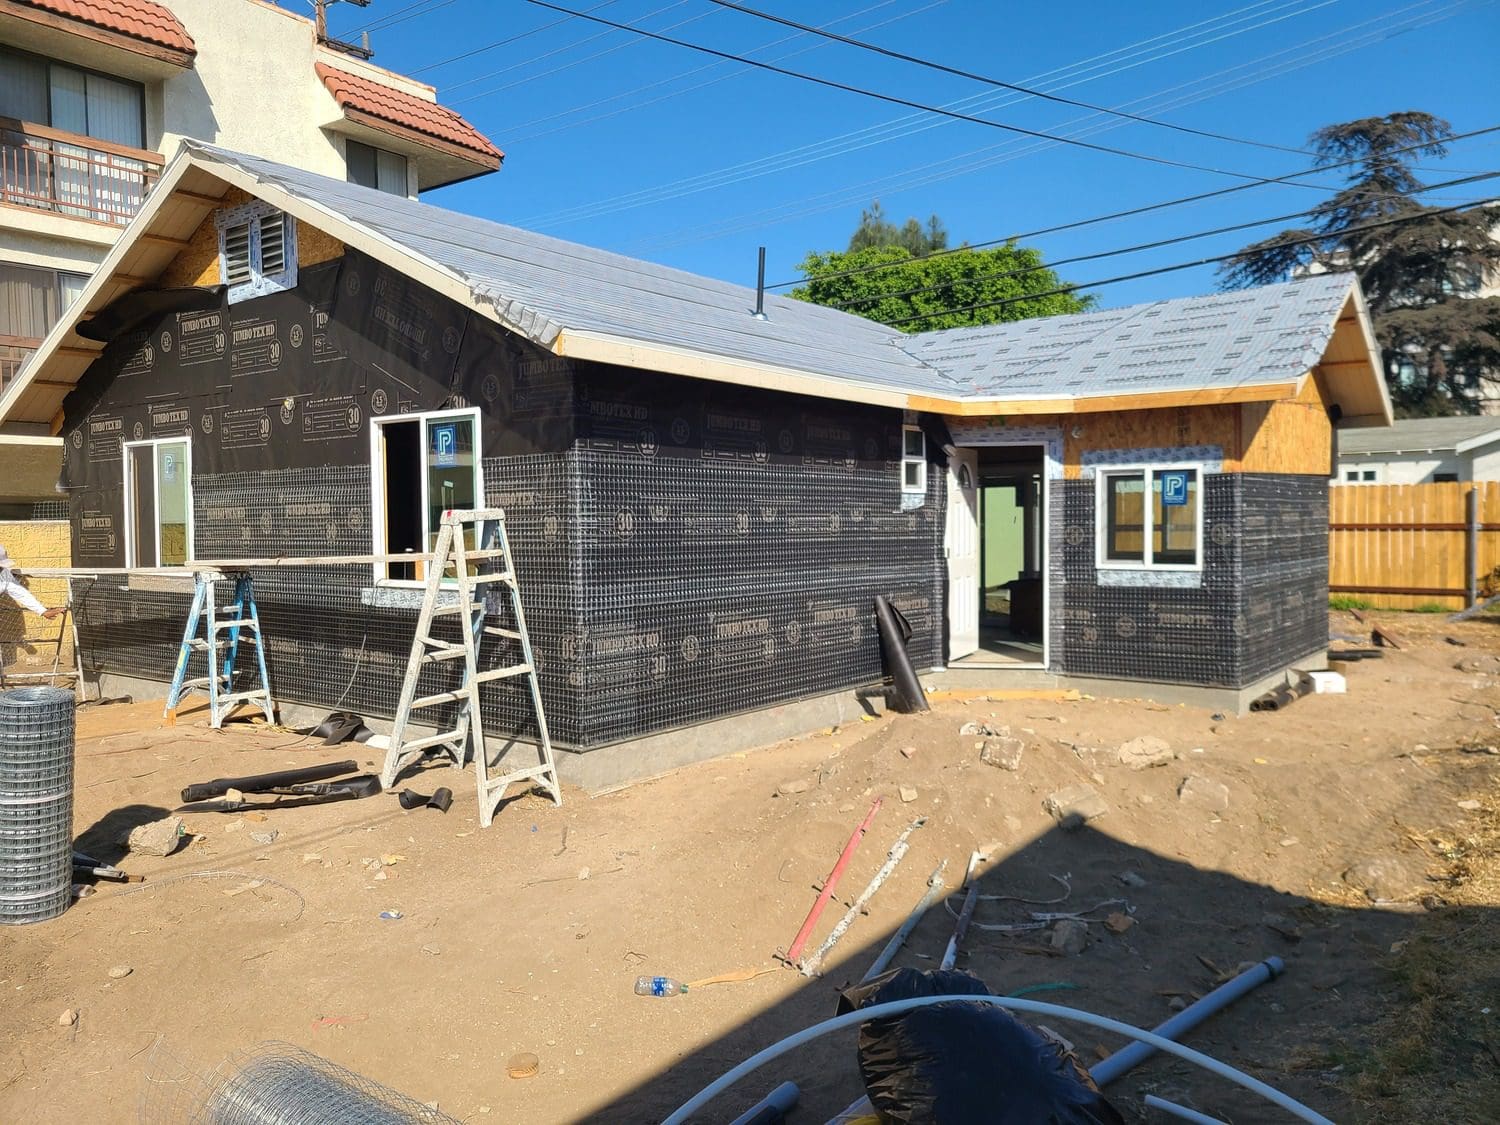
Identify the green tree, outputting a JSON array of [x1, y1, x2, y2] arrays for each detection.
[[847, 200, 948, 256], [1219, 112, 1500, 415], [792, 242, 1093, 334]]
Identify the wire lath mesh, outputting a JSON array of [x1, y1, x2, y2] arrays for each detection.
[[0, 686, 74, 925], [141, 1040, 461, 1125]]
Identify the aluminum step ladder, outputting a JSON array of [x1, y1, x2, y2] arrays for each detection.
[[164, 570, 276, 728], [379, 508, 561, 827]]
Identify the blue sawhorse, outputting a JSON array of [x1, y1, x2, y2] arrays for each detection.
[[164, 570, 276, 728]]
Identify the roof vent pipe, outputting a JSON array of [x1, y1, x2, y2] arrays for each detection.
[[752, 247, 768, 321]]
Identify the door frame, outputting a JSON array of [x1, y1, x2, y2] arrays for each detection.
[[944, 424, 1063, 671]]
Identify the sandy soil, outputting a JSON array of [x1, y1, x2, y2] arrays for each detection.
[[2, 611, 1498, 1123]]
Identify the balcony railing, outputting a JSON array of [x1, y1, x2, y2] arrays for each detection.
[[1, 336, 39, 396], [1, 118, 163, 227]]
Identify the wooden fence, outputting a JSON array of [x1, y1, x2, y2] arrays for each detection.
[[1329, 481, 1500, 610]]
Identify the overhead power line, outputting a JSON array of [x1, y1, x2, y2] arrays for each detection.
[[411, 0, 623, 76], [879, 197, 1500, 325], [704, 0, 1311, 158], [827, 171, 1500, 308], [519, 0, 1337, 187], [763, 122, 1500, 290], [617, 0, 1468, 254], [513, 0, 1342, 231]]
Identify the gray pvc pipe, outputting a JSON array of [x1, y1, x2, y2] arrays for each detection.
[[1090, 956, 1284, 1087], [727, 1080, 799, 1125], [1144, 1093, 1229, 1124]]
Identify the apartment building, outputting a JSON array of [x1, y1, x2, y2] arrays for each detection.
[[0, 0, 501, 501]]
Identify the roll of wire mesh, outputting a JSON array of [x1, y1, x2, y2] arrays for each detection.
[[192, 1043, 460, 1125], [0, 686, 75, 925]]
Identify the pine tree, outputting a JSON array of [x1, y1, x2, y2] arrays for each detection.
[[1220, 112, 1500, 415]]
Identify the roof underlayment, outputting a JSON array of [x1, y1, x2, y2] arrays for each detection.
[[0, 143, 1393, 433]]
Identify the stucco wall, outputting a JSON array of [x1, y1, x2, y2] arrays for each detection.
[[0, 519, 72, 675]]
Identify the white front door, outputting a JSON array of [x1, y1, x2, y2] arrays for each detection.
[[945, 447, 980, 660]]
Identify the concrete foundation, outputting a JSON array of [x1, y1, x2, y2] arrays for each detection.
[[90, 654, 1324, 793]]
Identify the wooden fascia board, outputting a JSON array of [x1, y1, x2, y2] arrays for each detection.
[[554, 330, 914, 409], [911, 380, 1297, 417], [1348, 288, 1395, 426], [338, 106, 502, 170], [0, 1, 195, 68]]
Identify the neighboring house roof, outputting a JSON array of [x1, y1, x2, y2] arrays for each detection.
[[6, 0, 195, 57], [316, 63, 501, 166], [0, 144, 1393, 430], [1337, 415, 1500, 456]]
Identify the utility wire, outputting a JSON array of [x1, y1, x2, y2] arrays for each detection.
[[348, 0, 455, 36], [824, 171, 1500, 308], [763, 122, 1500, 290], [878, 197, 1500, 325], [705, 0, 1311, 157], [613, 1, 1469, 252], [411, 1, 622, 76], [519, 0, 1337, 187], [513, 0, 1340, 229]]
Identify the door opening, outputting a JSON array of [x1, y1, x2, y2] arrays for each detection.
[[950, 443, 1046, 667]]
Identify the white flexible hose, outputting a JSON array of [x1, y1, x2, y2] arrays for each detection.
[[660, 994, 1334, 1125]]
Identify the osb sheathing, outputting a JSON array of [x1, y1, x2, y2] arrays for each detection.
[[967, 382, 1332, 478], [0, 519, 72, 671], [157, 187, 345, 288], [1239, 373, 1333, 475], [1002, 405, 1241, 478]]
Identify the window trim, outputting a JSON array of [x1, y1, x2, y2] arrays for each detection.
[[122, 436, 194, 568], [1094, 463, 1204, 572], [368, 406, 484, 587], [215, 200, 298, 303], [901, 425, 927, 495]]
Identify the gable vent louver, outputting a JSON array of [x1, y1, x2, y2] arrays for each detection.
[[222, 222, 253, 287]]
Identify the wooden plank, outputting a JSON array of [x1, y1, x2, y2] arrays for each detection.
[[1328, 481, 1476, 609]]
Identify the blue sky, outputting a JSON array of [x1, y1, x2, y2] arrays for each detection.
[[321, 0, 1500, 309]]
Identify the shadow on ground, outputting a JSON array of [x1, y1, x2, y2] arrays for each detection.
[[581, 821, 1482, 1124]]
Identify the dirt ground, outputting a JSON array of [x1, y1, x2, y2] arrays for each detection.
[[3, 611, 1499, 1123]]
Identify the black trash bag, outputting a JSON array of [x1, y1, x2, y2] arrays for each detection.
[[837, 968, 1123, 1125]]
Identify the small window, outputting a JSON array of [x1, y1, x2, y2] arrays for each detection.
[[1362, 470, 1377, 482], [347, 139, 409, 196], [1098, 467, 1200, 569], [902, 426, 926, 495], [1343, 470, 1360, 481], [373, 410, 483, 582], [1433, 472, 1459, 483], [124, 439, 192, 567], [216, 201, 297, 303]]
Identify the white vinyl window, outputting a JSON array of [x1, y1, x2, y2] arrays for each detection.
[[1096, 465, 1202, 570], [902, 425, 927, 495], [123, 438, 192, 567], [216, 201, 297, 303], [370, 408, 483, 583]]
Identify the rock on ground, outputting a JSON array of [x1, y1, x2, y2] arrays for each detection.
[[1177, 775, 1230, 812], [1043, 784, 1108, 830], [979, 736, 1026, 771], [1118, 735, 1174, 770], [123, 815, 184, 858], [1343, 855, 1429, 902], [1047, 919, 1089, 955]]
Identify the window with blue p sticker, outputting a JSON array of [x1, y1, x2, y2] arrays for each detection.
[[1161, 469, 1189, 507], [163, 451, 177, 482], [431, 422, 458, 468]]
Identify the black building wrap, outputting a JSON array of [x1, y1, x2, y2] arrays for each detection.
[[1048, 473, 1328, 688], [59, 250, 946, 750]]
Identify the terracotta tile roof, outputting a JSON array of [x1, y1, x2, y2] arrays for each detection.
[[316, 63, 501, 165], [10, 0, 195, 55]]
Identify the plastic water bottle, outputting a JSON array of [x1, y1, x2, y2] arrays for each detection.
[[635, 975, 688, 997]]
